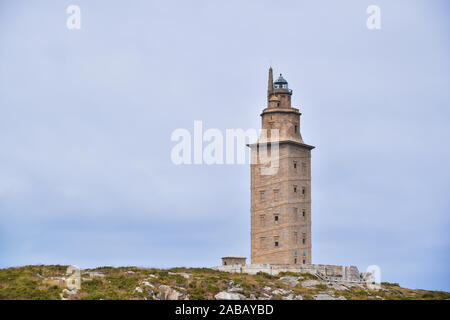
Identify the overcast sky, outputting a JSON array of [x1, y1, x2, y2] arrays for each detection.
[[0, 0, 449, 292]]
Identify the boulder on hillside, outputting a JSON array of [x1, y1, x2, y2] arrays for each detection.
[[142, 281, 154, 288], [279, 276, 300, 286], [301, 280, 322, 288], [313, 293, 336, 300], [158, 285, 183, 300], [327, 282, 347, 291], [272, 288, 292, 296], [135, 287, 143, 293], [214, 291, 245, 300], [88, 272, 105, 278]]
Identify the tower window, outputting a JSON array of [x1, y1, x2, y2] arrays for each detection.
[[274, 241, 279, 247], [302, 238, 306, 244], [303, 260, 306, 264], [302, 210, 306, 217], [294, 258, 297, 264], [259, 214, 265, 227], [302, 187, 305, 195], [293, 161, 297, 170], [274, 236, 279, 247], [294, 125, 298, 133], [274, 215, 279, 223], [293, 185, 297, 193], [260, 237, 266, 248]]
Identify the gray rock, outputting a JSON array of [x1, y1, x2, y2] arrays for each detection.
[[344, 282, 364, 289], [145, 289, 155, 299], [263, 286, 272, 292], [142, 281, 154, 288], [295, 295, 303, 300], [60, 288, 77, 300], [279, 276, 299, 286], [214, 291, 245, 300], [88, 272, 105, 278], [64, 289, 77, 295], [158, 285, 183, 300], [313, 293, 336, 300], [327, 282, 347, 291], [337, 296, 347, 300], [283, 294, 295, 300], [272, 288, 292, 296], [169, 272, 191, 279], [174, 285, 187, 291], [135, 286, 143, 293], [301, 280, 322, 288], [228, 287, 243, 292], [259, 292, 273, 300]]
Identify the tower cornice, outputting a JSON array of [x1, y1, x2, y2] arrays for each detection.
[[247, 140, 315, 150], [260, 107, 301, 117]]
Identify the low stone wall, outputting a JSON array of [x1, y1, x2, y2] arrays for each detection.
[[212, 264, 363, 283]]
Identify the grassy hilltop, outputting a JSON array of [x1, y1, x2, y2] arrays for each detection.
[[0, 265, 448, 300]]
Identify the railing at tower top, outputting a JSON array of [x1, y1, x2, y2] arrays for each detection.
[[268, 89, 293, 95]]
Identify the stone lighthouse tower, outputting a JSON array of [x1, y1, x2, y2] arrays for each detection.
[[249, 67, 315, 265]]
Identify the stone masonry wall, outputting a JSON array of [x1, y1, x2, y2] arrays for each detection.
[[213, 264, 363, 283]]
